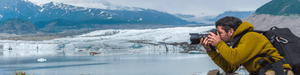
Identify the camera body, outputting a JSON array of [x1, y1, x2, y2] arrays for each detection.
[[189, 29, 219, 45]]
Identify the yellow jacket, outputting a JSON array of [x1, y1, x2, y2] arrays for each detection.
[[207, 22, 292, 73]]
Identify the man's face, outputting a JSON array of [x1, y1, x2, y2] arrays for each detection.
[[216, 26, 234, 43]]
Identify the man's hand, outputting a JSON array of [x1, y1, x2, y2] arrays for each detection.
[[200, 37, 212, 52], [208, 32, 222, 46]]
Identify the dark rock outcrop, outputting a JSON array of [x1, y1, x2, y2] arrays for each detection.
[[0, 18, 36, 34]]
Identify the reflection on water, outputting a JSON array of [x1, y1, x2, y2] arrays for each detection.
[[1, 48, 183, 57], [0, 56, 91, 65], [0, 54, 219, 75], [4, 63, 109, 71]]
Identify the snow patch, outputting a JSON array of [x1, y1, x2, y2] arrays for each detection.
[[100, 11, 104, 14], [107, 17, 112, 19], [22, 0, 30, 2], [60, 1, 108, 9], [108, 5, 145, 11], [39, 8, 45, 12], [0, 14, 3, 19], [90, 12, 94, 16]]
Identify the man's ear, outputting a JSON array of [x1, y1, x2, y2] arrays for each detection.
[[229, 28, 234, 35]]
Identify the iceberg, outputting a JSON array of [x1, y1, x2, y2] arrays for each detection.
[[37, 58, 47, 62]]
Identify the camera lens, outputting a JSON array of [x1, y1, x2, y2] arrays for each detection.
[[189, 33, 200, 45], [199, 34, 209, 39]]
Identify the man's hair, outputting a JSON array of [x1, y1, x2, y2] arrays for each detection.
[[215, 16, 242, 33]]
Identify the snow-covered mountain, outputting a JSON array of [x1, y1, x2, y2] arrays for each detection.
[[180, 11, 254, 24], [0, 26, 215, 57], [208, 11, 254, 22], [0, 0, 197, 25], [0, 0, 41, 21]]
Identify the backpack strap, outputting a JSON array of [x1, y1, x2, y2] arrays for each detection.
[[230, 26, 279, 47], [230, 30, 273, 48], [253, 30, 277, 44], [253, 26, 279, 44], [250, 55, 287, 75], [269, 26, 279, 30], [230, 31, 248, 48]]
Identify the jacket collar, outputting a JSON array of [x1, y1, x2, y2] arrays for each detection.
[[232, 22, 254, 38]]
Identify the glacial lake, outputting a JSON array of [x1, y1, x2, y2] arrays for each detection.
[[0, 54, 219, 75]]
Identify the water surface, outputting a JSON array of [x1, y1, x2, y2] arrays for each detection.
[[0, 54, 219, 75]]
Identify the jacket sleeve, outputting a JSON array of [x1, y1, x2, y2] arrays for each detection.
[[207, 50, 239, 73], [215, 33, 262, 66]]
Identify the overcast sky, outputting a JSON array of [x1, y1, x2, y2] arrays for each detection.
[[27, 0, 271, 17]]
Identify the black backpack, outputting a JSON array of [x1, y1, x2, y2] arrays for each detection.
[[231, 26, 300, 75]]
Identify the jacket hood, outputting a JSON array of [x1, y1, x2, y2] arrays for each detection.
[[232, 22, 254, 38]]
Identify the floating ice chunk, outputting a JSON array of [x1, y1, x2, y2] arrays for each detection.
[[37, 58, 47, 62]]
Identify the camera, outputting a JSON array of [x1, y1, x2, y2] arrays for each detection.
[[189, 29, 219, 45]]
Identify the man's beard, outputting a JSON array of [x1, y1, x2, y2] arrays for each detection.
[[224, 40, 231, 43], [222, 35, 232, 43]]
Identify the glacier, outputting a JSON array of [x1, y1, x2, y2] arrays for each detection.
[[29, 0, 145, 12], [56, 0, 146, 11], [0, 26, 215, 57]]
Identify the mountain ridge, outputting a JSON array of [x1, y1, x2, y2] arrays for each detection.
[[0, 0, 197, 25], [208, 11, 254, 22], [179, 11, 254, 24], [243, 0, 300, 36], [255, 0, 300, 16]]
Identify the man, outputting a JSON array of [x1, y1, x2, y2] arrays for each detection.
[[200, 16, 293, 75]]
